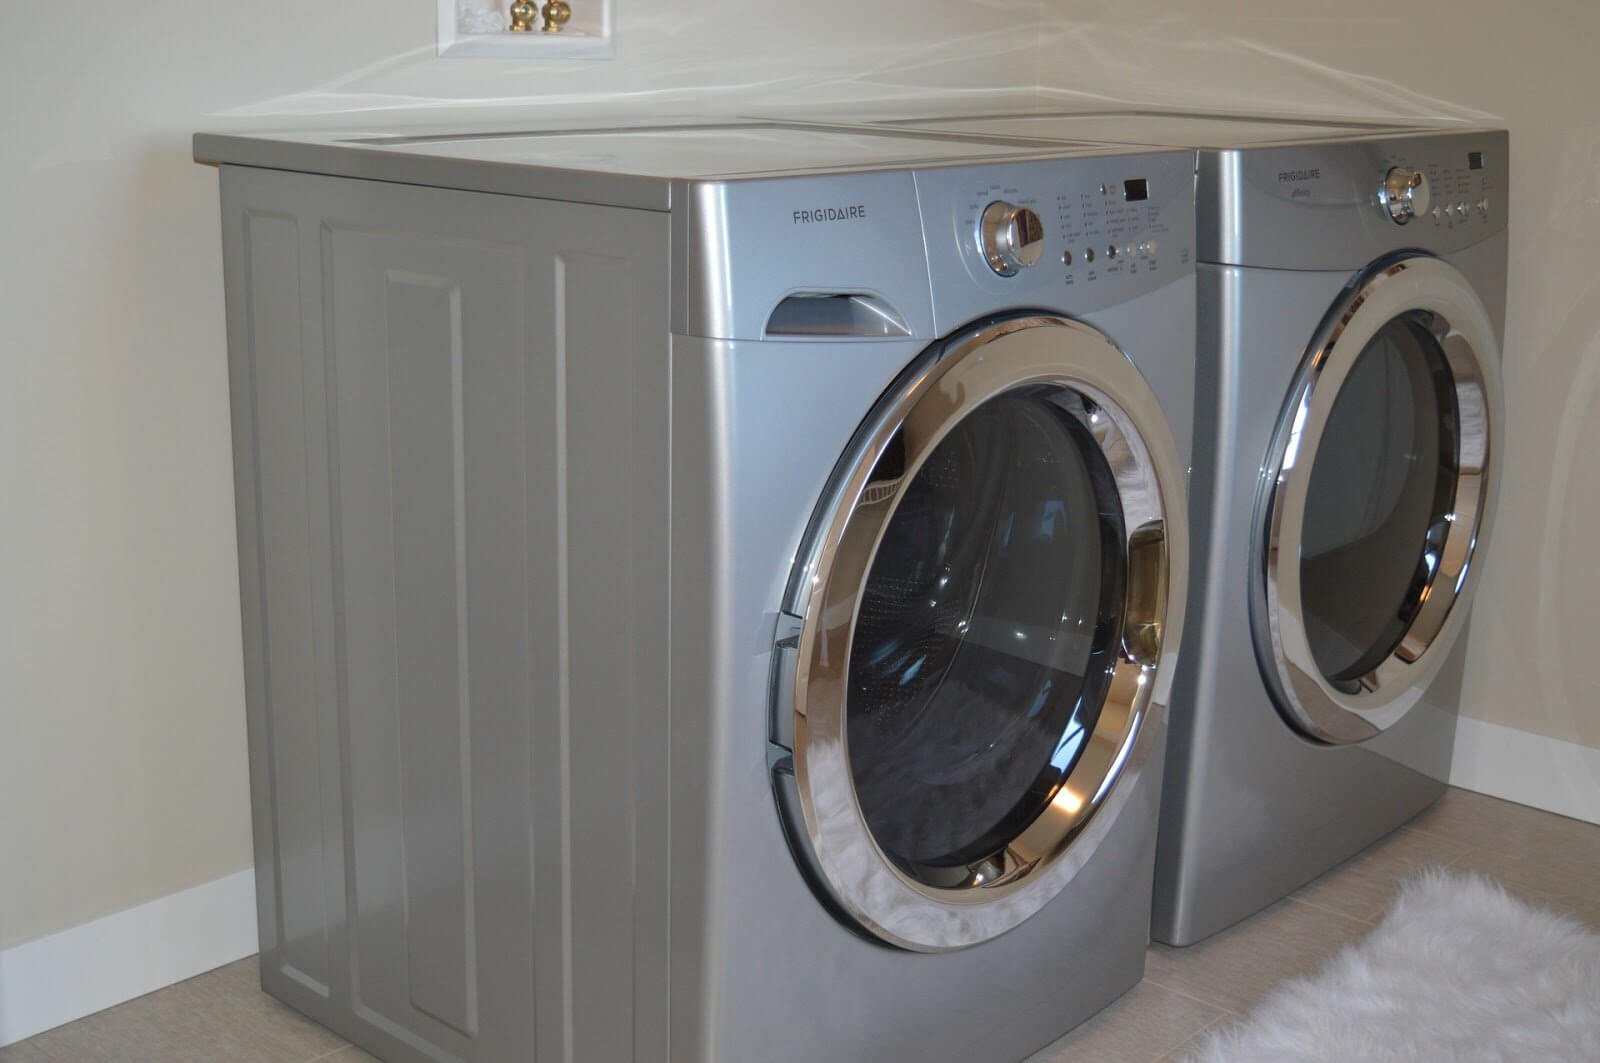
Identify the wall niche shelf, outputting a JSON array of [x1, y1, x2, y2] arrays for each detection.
[[440, 0, 614, 59]]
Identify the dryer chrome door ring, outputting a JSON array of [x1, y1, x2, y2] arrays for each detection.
[[1255, 255, 1502, 745], [772, 314, 1189, 953]]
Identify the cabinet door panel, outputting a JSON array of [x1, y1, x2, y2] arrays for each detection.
[[225, 165, 670, 1063], [223, 199, 343, 1006], [328, 224, 527, 1059]]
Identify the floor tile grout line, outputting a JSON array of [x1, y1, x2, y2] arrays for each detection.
[[1152, 1014, 1235, 1063], [1407, 792, 1600, 847], [1279, 894, 1378, 932], [1138, 974, 1243, 1017], [1283, 893, 1383, 926], [1442, 844, 1600, 907], [305, 1047, 352, 1062]]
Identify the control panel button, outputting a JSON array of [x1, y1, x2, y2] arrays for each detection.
[[1084, 246, 1095, 263], [1379, 166, 1430, 225], [978, 201, 1045, 277], [1062, 249, 1073, 266], [1106, 244, 1118, 259]]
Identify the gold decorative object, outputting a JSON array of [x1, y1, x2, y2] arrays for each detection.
[[540, 0, 571, 32], [508, 0, 537, 32]]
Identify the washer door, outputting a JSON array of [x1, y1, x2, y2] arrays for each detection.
[[1253, 255, 1502, 745], [768, 314, 1188, 952]]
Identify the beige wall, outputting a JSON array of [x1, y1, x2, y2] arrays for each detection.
[[1026, 2, 1600, 752], [0, 0, 1058, 955], [2, 0, 1596, 950]]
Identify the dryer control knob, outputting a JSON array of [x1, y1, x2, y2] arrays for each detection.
[[979, 201, 1045, 276], [1379, 167, 1430, 225]]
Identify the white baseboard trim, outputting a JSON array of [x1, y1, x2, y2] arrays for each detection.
[[0, 868, 259, 1047], [1, 721, 1591, 1048], [1451, 715, 1600, 826]]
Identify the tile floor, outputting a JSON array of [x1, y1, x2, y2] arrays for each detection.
[[2, 788, 1595, 1063]]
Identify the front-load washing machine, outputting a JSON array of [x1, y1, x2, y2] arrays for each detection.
[[876, 111, 1508, 944], [196, 120, 1196, 1061]]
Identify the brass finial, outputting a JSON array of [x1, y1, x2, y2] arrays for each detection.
[[508, 0, 537, 31], [540, 0, 571, 32]]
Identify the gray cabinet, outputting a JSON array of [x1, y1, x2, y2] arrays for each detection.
[[220, 167, 670, 1062]]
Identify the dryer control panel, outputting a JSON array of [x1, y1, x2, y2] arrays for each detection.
[[1379, 141, 1502, 236], [1196, 129, 1508, 269], [914, 151, 1197, 333]]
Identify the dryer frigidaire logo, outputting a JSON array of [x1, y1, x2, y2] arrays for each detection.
[[1277, 168, 1322, 182], [793, 204, 868, 225]]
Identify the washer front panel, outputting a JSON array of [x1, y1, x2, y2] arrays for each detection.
[[1252, 255, 1501, 744], [769, 314, 1188, 952]]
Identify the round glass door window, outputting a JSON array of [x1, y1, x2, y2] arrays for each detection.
[[1254, 255, 1499, 744], [846, 387, 1125, 883], [1299, 316, 1459, 689]]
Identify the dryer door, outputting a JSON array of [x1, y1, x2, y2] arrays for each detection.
[[1253, 255, 1502, 745], [768, 314, 1188, 953]]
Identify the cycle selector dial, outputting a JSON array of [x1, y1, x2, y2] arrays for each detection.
[[979, 201, 1045, 276], [1379, 167, 1430, 225]]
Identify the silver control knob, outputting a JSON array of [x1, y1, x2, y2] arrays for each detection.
[[1379, 167, 1430, 225], [979, 201, 1045, 276]]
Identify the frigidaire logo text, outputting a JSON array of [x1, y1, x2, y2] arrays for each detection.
[[793, 205, 868, 224], [1277, 168, 1321, 182]]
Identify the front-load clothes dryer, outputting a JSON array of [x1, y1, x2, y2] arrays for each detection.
[[878, 111, 1508, 945], [1159, 128, 1506, 945], [196, 121, 1196, 1061]]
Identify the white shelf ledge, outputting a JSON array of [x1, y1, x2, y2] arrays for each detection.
[[440, 1, 614, 59]]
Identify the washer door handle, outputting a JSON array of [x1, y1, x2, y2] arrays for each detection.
[[1122, 519, 1168, 666]]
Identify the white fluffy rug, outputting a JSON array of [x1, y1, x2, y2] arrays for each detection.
[[1183, 871, 1600, 1062]]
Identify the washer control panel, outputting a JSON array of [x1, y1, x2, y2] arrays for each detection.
[[917, 150, 1196, 327], [1050, 177, 1177, 290], [979, 200, 1046, 275]]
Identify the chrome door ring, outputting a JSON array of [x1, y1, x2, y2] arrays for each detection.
[[1254, 256, 1502, 744], [772, 314, 1188, 952]]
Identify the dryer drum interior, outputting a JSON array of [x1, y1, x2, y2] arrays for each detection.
[[1253, 255, 1503, 745], [769, 314, 1185, 953]]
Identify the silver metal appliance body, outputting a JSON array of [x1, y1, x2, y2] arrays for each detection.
[[1161, 129, 1507, 945], [197, 123, 1199, 1061], [679, 152, 1196, 1061]]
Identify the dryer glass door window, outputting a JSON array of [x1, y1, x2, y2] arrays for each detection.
[[1254, 255, 1500, 745], [771, 314, 1188, 953], [1299, 317, 1458, 686], [847, 387, 1125, 877]]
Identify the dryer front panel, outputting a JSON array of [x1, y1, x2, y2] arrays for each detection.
[[769, 314, 1188, 952], [1252, 254, 1502, 744]]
